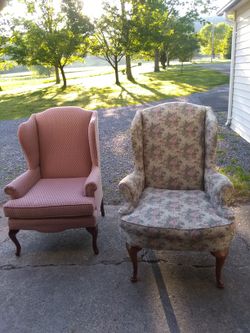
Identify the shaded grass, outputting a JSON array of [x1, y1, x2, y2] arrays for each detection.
[[218, 165, 250, 203], [0, 65, 229, 120]]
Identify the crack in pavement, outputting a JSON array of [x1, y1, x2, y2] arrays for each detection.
[[2, 257, 245, 271], [0, 259, 131, 271]]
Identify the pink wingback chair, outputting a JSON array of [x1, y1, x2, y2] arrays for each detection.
[[4, 106, 104, 256]]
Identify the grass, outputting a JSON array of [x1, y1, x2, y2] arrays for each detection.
[[0, 64, 229, 120], [218, 164, 250, 203]]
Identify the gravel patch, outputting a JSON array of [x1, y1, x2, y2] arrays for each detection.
[[0, 84, 249, 205]]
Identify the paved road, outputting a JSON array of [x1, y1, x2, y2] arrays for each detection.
[[195, 62, 231, 75]]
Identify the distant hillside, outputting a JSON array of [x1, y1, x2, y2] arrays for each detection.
[[195, 16, 227, 32]]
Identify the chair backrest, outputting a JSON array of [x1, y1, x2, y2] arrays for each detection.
[[18, 107, 96, 178], [131, 102, 214, 190]]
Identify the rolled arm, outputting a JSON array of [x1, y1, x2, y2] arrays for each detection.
[[119, 170, 145, 215], [84, 166, 101, 197], [205, 168, 234, 219], [4, 167, 40, 199]]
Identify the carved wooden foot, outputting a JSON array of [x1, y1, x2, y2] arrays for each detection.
[[86, 226, 99, 255], [126, 243, 142, 282], [101, 199, 105, 217], [211, 249, 229, 289], [9, 229, 21, 256]]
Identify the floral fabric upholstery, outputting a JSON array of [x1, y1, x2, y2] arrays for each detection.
[[205, 108, 217, 169], [120, 188, 235, 251], [131, 111, 144, 173], [119, 171, 144, 205], [205, 169, 234, 212], [142, 103, 206, 189], [119, 102, 235, 252]]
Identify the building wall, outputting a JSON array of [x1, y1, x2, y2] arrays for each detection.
[[231, 1, 250, 142]]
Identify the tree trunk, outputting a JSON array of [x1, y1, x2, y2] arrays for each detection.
[[55, 66, 60, 84], [181, 62, 184, 73], [114, 56, 120, 85], [154, 48, 160, 72], [59, 65, 67, 88], [167, 53, 170, 67], [126, 55, 134, 81], [160, 50, 167, 69]]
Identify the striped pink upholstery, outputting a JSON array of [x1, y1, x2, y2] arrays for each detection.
[[4, 178, 94, 219], [4, 168, 40, 199], [18, 114, 40, 169], [8, 216, 96, 232], [36, 107, 92, 178]]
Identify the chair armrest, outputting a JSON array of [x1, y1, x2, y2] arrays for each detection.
[[119, 171, 144, 214], [84, 166, 101, 197], [205, 168, 234, 211], [4, 167, 40, 199]]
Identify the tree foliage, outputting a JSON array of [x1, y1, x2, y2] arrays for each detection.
[[166, 14, 199, 68], [132, 0, 172, 72], [6, 0, 93, 88], [198, 22, 232, 59], [1, 0, 219, 89], [0, 17, 16, 90], [128, 0, 212, 71]]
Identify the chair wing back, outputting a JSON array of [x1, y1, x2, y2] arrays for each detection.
[[18, 107, 96, 178], [205, 107, 218, 170], [132, 102, 209, 190], [18, 114, 40, 170]]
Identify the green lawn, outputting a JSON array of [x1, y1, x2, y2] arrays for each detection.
[[0, 64, 229, 120], [218, 165, 250, 204]]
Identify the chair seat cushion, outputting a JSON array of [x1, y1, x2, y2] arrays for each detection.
[[4, 178, 95, 219], [120, 188, 235, 251]]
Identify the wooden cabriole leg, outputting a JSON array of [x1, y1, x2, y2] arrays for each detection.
[[9, 229, 21, 256], [126, 243, 142, 283], [101, 199, 105, 217], [211, 249, 229, 289], [86, 226, 99, 255]]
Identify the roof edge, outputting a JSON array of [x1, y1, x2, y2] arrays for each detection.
[[217, 0, 242, 15]]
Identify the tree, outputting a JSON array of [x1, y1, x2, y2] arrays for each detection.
[[7, 0, 93, 88], [177, 34, 199, 71], [221, 27, 232, 59], [198, 22, 232, 60], [120, 0, 138, 81], [160, 14, 199, 68], [133, 0, 171, 72], [0, 35, 6, 90], [131, 0, 213, 72], [91, 3, 124, 85], [0, 17, 16, 90]]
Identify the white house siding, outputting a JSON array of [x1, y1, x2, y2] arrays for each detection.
[[231, 1, 250, 142]]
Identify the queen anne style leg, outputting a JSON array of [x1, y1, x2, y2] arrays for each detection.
[[86, 226, 99, 255], [126, 243, 142, 282], [101, 199, 105, 217], [211, 248, 229, 289], [9, 229, 21, 256]]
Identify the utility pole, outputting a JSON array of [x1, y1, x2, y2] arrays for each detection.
[[211, 23, 215, 63]]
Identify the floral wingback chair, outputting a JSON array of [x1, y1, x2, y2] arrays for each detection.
[[119, 102, 235, 288], [4, 107, 105, 256]]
